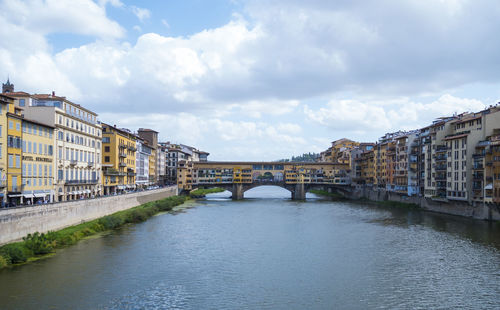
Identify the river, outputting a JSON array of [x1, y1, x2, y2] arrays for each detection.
[[0, 186, 499, 309]]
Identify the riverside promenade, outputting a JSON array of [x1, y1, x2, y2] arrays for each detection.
[[0, 186, 178, 245]]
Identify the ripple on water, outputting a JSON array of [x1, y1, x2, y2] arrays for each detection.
[[101, 282, 191, 310]]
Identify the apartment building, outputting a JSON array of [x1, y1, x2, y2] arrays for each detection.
[[163, 143, 209, 184], [157, 144, 167, 185], [6, 103, 23, 204], [20, 93, 102, 201], [136, 138, 152, 188], [21, 118, 55, 203], [138, 128, 158, 184], [0, 94, 14, 204], [101, 124, 137, 195]]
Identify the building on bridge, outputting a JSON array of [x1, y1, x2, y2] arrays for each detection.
[[178, 161, 352, 200]]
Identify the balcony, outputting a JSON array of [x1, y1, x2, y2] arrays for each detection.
[[119, 144, 127, 149], [119, 162, 127, 167], [87, 162, 94, 167], [433, 155, 447, 161], [473, 164, 484, 170], [436, 145, 448, 152], [472, 174, 484, 181], [434, 165, 447, 171], [70, 160, 77, 166], [119, 152, 127, 158], [128, 145, 137, 151], [473, 153, 485, 158], [65, 179, 99, 185]]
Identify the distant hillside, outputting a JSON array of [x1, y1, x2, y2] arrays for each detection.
[[276, 152, 320, 162]]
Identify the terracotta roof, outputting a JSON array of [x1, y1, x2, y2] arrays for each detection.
[[32, 94, 66, 100], [451, 115, 482, 124], [444, 133, 468, 141], [1, 91, 30, 96]]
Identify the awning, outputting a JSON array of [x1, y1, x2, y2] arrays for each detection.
[[484, 183, 493, 190], [117, 185, 125, 190], [77, 191, 82, 195], [68, 191, 75, 195], [34, 193, 46, 198], [8, 194, 23, 197], [23, 194, 34, 198], [85, 190, 91, 194]]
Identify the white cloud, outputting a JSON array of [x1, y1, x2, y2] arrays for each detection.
[[98, 0, 123, 8], [131, 5, 151, 22], [161, 19, 170, 28], [133, 25, 142, 32], [304, 94, 487, 136], [0, 0, 125, 38]]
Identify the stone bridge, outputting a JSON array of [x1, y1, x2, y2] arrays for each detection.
[[177, 161, 352, 200]]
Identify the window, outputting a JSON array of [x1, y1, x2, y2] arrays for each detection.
[[105, 146, 110, 152], [105, 156, 110, 162], [8, 121, 13, 129], [16, 123, 20, 131], [28, 141, 32, 153], [19, 99, 25, 107], [8, 154, 13, 167], [15, 155, 20, 168]]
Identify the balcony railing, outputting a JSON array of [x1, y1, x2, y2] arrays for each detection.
[[119, 153, 127, 158], [70, 160, 77, 165], [65, 179, 99, 185], [119, 162, 127, 167]]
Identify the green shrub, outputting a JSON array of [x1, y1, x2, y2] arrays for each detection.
[[127, 208, 150, 223], [99, 215, 125, 230], [23, 232, 54, 255], [0, 255, 9, 268], [0, 244, 28, 264]]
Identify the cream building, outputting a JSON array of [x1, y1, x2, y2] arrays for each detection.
[[22, 93, 102, 201]]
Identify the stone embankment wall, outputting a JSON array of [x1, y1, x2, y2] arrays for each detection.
[[0, 186, 178, 245], [347, 186, 500, 221]]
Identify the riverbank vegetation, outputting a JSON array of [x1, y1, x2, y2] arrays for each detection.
[[309, 189, 346, 200], [0, 195, 189, 270], [189, 187, 225, 198]]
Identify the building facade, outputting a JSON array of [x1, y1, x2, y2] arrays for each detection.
[[21, 93, 102, 201], [101, 124, 136, 194], [21, 119, 55, 203]]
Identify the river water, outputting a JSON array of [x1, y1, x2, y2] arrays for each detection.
[[0, 187, 499, 309]]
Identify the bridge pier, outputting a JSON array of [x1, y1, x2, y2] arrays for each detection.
[[291, 183, 306, 200], [232, 183, 244, 200]]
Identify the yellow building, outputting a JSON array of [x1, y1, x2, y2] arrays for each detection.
[[6, 103, 23, 204], [21, 119, 55, 203], [149, 147, 156, 183], [0, 94, 13, 204], [330, 138, 360, 166], [101, 123, 136, 194]]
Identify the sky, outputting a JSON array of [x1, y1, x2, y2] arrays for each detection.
[[1, 0, 500, 160]]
